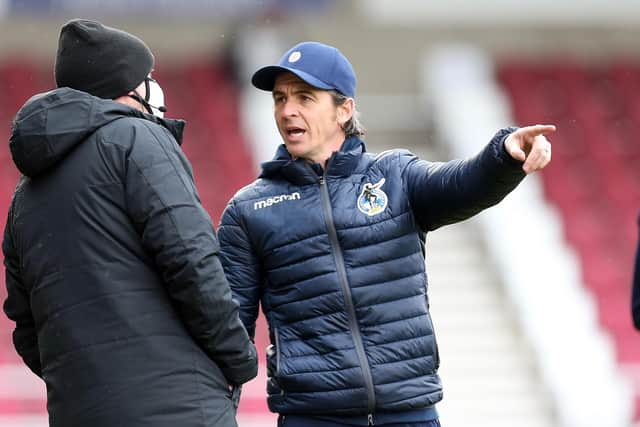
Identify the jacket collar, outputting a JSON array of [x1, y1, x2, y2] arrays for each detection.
[[259, 136, 366, 185], [9, 87, 186, 177], [148, 115, 186, 145]]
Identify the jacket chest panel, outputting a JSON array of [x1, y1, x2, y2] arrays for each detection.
[[248, 169, 413, 255], [326, 172, 410, 232]]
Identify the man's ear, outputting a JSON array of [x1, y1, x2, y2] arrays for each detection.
[[337, 97, 355, 126]]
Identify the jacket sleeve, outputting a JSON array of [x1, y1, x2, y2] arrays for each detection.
[[633, 215, 640, 330], [217, 201, 263, 341], [2, 203, 42, 378], [123, 122, 257, 385], [402, 127, 526, 231]]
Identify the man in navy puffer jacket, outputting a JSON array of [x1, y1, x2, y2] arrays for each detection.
[[218, 42, 554, 427]]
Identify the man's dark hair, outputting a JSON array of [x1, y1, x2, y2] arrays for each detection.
[[329, 90, 365, 138]]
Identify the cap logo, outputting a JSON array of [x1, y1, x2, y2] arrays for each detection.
[[288, 51, 302, 63]]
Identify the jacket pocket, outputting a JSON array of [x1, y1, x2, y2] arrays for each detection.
[[425, 313, 440, 370], [266, 327, 282, 378], [266, 327, 285, 397]]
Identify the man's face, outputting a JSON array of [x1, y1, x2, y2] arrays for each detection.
[[272, 72, 348, 164]]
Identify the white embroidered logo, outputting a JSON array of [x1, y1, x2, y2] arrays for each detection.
[[357, 178, 388, 216], [288, 51, 302, 63], [254, 192, 301, 210]]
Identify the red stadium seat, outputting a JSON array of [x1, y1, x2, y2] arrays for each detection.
[[498, 59, 640, 420]]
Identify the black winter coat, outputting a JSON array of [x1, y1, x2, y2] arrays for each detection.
[[2, 88, 257, 427], [218, 131, 525, 417]]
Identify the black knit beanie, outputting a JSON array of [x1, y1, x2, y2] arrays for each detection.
[[54, 19, 154, 99]]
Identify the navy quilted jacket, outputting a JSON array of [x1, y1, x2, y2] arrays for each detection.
[[218, 128, 525, 416]]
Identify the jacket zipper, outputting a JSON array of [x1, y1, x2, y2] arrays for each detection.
[[318, 174, 376, 418]]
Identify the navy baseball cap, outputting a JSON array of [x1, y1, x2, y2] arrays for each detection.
[[251, 41, 356, 98]]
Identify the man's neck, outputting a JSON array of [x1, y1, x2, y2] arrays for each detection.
[[114, 94, 145, 113], [299, 136, 346, 168]]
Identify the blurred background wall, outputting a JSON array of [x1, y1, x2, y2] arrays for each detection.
[[0, 1, 639, 426]]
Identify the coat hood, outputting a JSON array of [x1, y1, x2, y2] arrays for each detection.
[[9, 87, 185, 177]]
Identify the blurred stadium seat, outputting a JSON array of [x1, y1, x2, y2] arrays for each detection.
[[498, 60, 640, 420]]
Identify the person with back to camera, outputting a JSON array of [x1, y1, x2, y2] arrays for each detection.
[[217, 41, 554, 427], [2, 19, 257, 427], [632, 215, 640, 330]]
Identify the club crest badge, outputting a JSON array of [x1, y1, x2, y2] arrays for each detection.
[[357, 178, 388, 216]]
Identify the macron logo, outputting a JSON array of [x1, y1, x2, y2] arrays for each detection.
[[254, 192, 301, 210]]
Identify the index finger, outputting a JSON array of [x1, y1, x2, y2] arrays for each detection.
[[518, 124, 557, 138]]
